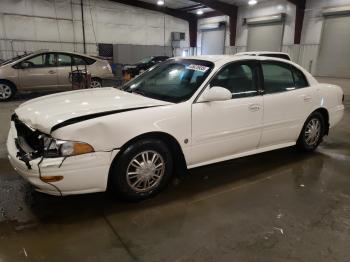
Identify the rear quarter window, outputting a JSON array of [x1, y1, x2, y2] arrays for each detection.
[[291, 66, 309, 88]]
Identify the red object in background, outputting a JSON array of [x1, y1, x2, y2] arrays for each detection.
[[69, 70, 92, 89]]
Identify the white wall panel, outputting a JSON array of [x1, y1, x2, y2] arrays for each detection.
[[0, 0, 189, 59]]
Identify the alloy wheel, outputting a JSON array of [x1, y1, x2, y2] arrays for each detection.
[[126, 150, 165, 193], [90, 80, 102, 88], [0, 84, 12, 100], [305, 118, 321, 146]]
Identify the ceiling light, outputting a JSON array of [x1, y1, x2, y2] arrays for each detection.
[[277, 5, 284, 11], [196, 10, 204, 15], [248, 0, 257, 6], [157, 0, 164, 6]]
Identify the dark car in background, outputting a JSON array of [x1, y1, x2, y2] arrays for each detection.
[[123, 56, 169, 78]]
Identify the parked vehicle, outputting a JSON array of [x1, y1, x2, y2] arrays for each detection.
[[7, 55, 344, 200], [0, 51, 113, 101], [235, 51, 291, 61], [123, 56, 169, 78]]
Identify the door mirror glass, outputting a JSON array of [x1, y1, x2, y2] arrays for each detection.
[[20, 61, 32, 69], [201, 86, 232, 102]]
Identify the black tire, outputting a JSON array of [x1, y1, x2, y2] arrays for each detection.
[[0, 80, 16, 101], [297, 112, 325, 152], [109, 139, 173, 201]]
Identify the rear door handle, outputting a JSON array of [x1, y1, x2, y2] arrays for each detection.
[[249, 104, 261, 112], [48, 70, 56, 74], [303, 95, 312, 102]]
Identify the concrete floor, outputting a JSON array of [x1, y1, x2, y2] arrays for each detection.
[[0, 92, 349, 262]]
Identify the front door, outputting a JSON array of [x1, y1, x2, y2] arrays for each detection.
[[18, 53, 58, 90], [190, 61, 263, 167]]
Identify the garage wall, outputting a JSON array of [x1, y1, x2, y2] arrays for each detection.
[[0, 0, 189, 60], [300, 0, 350, 75], [236, 0, 296, 50]]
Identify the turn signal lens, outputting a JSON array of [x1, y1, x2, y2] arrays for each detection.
[[60, 142, 94, 156], [40, 176, 64, 182]]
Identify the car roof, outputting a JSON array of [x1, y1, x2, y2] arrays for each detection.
[[174, 54, 288, 64], [235, 51, 290, 56], [18, 50, 101, 61]]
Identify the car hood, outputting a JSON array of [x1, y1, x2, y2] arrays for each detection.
[[15, 87, 171, 134]]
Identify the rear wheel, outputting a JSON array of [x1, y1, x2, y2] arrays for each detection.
[[109, 139, 173, 201], [0, 81, 16, 101], [90, 78, 102, 88], [297, 112, 325, 152]]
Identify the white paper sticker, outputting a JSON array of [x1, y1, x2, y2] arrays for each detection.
[[187, 64, 210, 72]]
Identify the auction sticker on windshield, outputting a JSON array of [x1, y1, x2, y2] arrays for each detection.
[[187, 64, 210, 72]]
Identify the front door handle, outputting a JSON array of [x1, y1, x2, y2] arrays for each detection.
[[48, 70, 56, 74], [249, 104, 261, 112]]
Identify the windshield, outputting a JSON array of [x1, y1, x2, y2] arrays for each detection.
[[122, 59, 214, 103], [0, 53, 32, 66]]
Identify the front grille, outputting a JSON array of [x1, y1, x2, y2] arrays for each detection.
[[12, 114, 45, 160]]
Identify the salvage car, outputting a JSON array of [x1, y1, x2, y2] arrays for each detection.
[[123, 56, 169, 78], [0, 50, 113, 101], [7, 55, 344, 200]]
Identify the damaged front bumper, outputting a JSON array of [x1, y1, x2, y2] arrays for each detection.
[[7, 120, 117, 196]]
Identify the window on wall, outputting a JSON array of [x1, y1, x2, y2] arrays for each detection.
[[210, 62, 258, 98], [261, 62, 295, 94]]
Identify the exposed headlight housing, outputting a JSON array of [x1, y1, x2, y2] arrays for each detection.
[[43, 137, 94, 157]]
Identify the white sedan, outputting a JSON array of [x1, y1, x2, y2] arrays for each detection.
[[7, 55, 344, 200]]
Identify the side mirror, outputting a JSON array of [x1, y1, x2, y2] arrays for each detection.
[[200, 86, 232, 102], [20, 61, 31, 69]]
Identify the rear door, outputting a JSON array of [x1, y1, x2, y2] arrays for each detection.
[[56, 53, 74, 89], [18, 53, 58, 90], [259, 60, 312, 147]]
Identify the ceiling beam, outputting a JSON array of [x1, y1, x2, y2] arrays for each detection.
[[199, 10, 224, 19], [190, 0, 238, 46], [110, 0, 195, 21], [189, 0, 237, 16], [109, 0, 197, 47], [287, 0, 306, 44], [178, 4, 205, 12]]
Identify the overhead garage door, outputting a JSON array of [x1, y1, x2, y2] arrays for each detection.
[[317, 15, 350, 78], [201, 27, 225, 55], [247, 22, 284, 52]]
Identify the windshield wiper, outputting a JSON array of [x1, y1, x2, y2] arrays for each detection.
[[131, 90, 146, 96]]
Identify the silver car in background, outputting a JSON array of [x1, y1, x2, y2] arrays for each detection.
[[0, 51, 113, 101]]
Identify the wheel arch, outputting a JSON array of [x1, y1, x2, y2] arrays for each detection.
[[0, 79, 17, 90], [312, 107, 329, 135], [108, 131, 188, 187]]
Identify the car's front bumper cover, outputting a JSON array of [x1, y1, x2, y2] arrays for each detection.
[[7, 122, 117, 196]]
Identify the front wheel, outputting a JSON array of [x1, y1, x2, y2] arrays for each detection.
[[109, 139, 173, 201], [297, 112, 325, 152]]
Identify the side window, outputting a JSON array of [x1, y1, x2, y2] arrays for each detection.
[[291, 66, 309, 88], [57, 54, 72, 66], [23, 53, 55, 68], [210, 62, 258, 99], [72, 55, 87, 66], [262, 62, 295, 94]]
